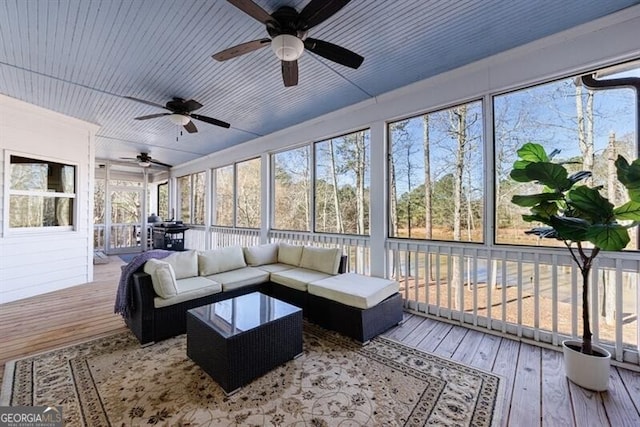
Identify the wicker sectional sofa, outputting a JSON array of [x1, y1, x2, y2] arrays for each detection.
[[124, 243, 403, 345]]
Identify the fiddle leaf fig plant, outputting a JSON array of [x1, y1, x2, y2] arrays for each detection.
[[510, 142, 640, 355]]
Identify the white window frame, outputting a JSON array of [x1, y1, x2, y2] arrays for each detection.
[[4, 151, 78, 234]]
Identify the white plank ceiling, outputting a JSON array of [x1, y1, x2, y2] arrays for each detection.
[[1, 0, 638, 167]]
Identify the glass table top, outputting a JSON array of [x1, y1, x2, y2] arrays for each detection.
[[188, 292, 301, 338]]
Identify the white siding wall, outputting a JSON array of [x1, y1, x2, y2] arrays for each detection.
[[0, 95, 98, 304]]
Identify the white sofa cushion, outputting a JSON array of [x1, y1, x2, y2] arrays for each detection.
[[277, 243, 303, 266], [198, 246, 247, 276], [154, 276, 222, 308], [164, 250, 198, 279], [299, 246, 342, 275], [308, 273, 399, 309], [205, 266, 270, 292], [144, 259, 178, 298], [255, 263, 296, 274], [270, 267, 332, 292], [243, 243, 278, 266]]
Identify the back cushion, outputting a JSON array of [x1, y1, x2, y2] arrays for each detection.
[[243, 243, 278, 266], [277, 243, 303, 266], [164, 250, 198, 279], [198, 246, 247, 276], [144, 259, 178, 298], [299, 246, 342, 275]]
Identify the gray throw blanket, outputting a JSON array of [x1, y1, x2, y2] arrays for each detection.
[[114, 249, 172, 317]]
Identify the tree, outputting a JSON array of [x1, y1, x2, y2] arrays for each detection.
[[274, 147, 311, 231], [423, 115, 432, 240], [236, 159, 261, 228], [511, 142, 640, 355]]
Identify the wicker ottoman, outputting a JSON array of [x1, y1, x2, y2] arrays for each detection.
[[186, 292, 303, 395], [307, 273, 403, 343]]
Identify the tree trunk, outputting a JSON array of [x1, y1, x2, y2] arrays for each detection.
[[389, 155, 398, 237], [328, 140, 344, 233], [423, 115, 434, 280], [581, 266, 593, 355], [423, 115, 432, 240], [575, 84, 594, 181], [451, 106, 467, 308], [303, 150, 311, 230], [602, 133, 617, 324], [356, 132, 366, 235]]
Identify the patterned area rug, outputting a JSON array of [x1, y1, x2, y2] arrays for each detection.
[[2, 324, 503, 426]]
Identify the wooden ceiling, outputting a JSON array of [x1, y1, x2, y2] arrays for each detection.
[[1, 0, 638, 167]]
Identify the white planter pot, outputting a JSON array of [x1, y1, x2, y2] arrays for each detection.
[[562, 339, 611, 391]]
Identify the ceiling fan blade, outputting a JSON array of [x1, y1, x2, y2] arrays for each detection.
[[149, 159, 173, 168], [182, 99, 203, 112], [191, 114, 231, 129], [282, 60, 299, 87], [304, 38, 363, 69], [184, 120, 198, 133], [213, 38, 271, 61], [134, 113, 170, 120], [227, 0, 272, 24], [299, 0, 351, 29], [124, 96, 167, 110]]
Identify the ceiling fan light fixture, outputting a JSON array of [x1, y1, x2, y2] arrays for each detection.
[[168, 113, 190, 126], [271, 34, 304, 61], [138, 160, 151, 167]]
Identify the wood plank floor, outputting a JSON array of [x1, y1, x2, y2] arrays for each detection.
[[1, 257, 639, 426]]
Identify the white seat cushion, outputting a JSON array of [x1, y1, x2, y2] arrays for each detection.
[[154, 276, 221, 308], [243, 243, 278, 266], [198, 246, 247, 275], [299, 246, 342, 275], [205, 266, 270, 291], [270, 267, 332, 292], [255, 263, 296, 273], [308, 273, 399, 309], [143, 259, 178, 298], [164, 250, 198, 279]]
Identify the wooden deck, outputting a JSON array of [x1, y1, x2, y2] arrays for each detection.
[[1, 257, 639, 426]]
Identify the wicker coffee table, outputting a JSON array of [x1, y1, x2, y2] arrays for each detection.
[[186, 291, 303, 395]]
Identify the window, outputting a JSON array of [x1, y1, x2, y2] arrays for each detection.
[[213, 159, 261, 228], [236, 158, 261, 228], [315, 129, 370, 235], [214, 166, 234, 226], [193, 172, 206, 225], [93, 176, 105, 249], [388, 101, 484, 242], [272, 147, 311, 231], [177, 172, 206, 225], [494, 69, 638, 248], [94, 177, 105, 224], [177, 176, 191, 223], [8, 155, 76, 228], [157, 182, 169, 220]]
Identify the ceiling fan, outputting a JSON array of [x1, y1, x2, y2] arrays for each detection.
[[212, 0, 364, 87], [120, 153, 173, 169], [125, 96, 231, 133]]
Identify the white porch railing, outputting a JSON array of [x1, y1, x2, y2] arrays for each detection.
[[183, 225, 208, 251], [94, 224, 105, 251], [268, 230, 370, 274], [387, 239, 640, 366], [108, 221, 638, 367], [209, 226, 261, 249]]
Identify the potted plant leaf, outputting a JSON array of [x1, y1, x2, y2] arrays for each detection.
[[510, 142, 640, 391]]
